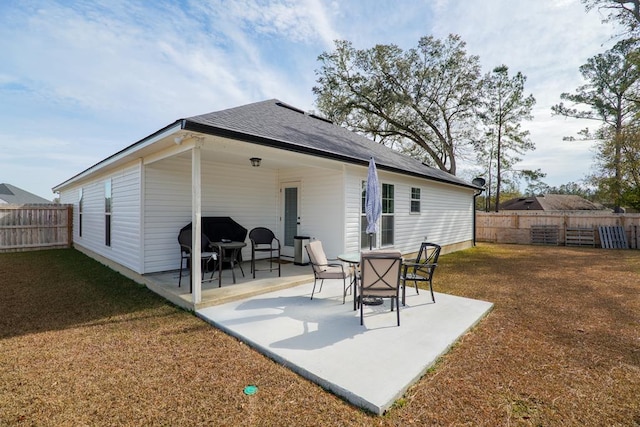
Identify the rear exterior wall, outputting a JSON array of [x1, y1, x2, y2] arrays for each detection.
[[343, 165, 474, 255], [58, 161, 142, 272]]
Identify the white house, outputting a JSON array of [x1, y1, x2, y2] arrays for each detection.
[[53, 99, 481, 303]]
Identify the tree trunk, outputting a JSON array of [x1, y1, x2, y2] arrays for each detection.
[[614, 101, 623, 212], [495, 123, 503, 212]]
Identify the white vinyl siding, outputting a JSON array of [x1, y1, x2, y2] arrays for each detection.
[[57, 162, 142, 272], [345, 167, 474, 255], [144, 157, 192, 273], [59, 187, 81, 237], [110, 164, 142, 271], [279, 166, 345, 259], [394, 178, 474, 251], [58, 144, 474, 277], [344, 167, 363, 254], [144, 156, 279, 273]]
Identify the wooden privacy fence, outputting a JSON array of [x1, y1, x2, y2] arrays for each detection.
[[476, 211, 640, 249], [0, 204, 73, 252]]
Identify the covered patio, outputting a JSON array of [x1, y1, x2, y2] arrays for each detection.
[[141, 259, 315, 310]]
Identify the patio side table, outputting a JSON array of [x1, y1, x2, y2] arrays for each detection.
[[212, 241, 247, 285]]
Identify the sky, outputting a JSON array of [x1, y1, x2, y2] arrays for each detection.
[[0, 0, 621, 201]]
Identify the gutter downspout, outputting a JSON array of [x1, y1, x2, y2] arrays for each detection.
[[473, 192, 478, 246], [471, 178, 486, 247]]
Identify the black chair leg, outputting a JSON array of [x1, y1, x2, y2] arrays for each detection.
[[252, 254, 256, 279], [179, 254, 189, 288], [277, 254, 281, 277], [401, 282, 406, 306], [238, 259, 245, 277]]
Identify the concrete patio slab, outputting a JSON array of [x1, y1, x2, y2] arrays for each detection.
[[197, 281, 494, 415]]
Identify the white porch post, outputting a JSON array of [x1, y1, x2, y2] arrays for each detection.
[[191, 143, 203, 304]]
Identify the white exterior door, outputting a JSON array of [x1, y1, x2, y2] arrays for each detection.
[[280, 181, 300, 257]]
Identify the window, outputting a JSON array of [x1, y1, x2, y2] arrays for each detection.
[[105, 180, 112, 247], [361, 181, 395, 248], [411, 187, 421, 213], [360, 181, 375, 248], [381, 183, 394, 246], [78, 188, 83, 237]]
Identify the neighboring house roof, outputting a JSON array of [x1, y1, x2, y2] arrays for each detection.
[[500, 194, 607, 211], [54, 99, 479, 192], [0, 183, 51, 204]]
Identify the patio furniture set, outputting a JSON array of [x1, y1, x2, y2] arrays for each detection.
[[176, 217, 440, 327], [305, 240, 441, 326], [177, 217, 281, 292]]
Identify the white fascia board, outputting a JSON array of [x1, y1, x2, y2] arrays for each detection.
[[53, 122, 183, 192], [143, 137, 199, 165]]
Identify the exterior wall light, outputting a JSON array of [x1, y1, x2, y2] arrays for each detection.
[[250, 157, 261, 167]]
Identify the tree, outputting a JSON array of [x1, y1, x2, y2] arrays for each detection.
[[590, 124, 640, 209], [619, 126, 640, 208], [552, 39, 640, 211], [583, 0, 640, 35], [545, 181, 596, 199], [476, 65, 537, 211], [313, 34, 482, 175], [520, 169, 549, 196]]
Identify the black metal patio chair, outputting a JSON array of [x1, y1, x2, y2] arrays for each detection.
[[249, 227, 281, 278], [178, 229, 218, 292], [401, 242, 441, 305]]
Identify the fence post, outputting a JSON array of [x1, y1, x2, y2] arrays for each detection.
[[67, 205, 73, 248]]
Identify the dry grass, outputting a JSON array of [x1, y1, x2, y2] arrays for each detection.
[[1, 244, 639, 426]]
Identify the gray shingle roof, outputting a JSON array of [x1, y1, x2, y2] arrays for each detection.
[[183, 99, 475, 189], [54, 99, 479, 192], [500, 194, 607, 211], [0, 183, 51, 204]]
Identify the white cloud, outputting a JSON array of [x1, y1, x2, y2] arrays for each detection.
[[426, 0, 619, 187], [0, 0, 624, 197]]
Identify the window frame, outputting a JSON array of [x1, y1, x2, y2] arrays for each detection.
[[78, 188, 83, 237], [360, 180, 375, 249], [410, 187, 421, 214], [105, 180, 112, 247], [381, 183, 394, 246]]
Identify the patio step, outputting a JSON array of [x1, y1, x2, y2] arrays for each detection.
[[194, 275, 313, 310]]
